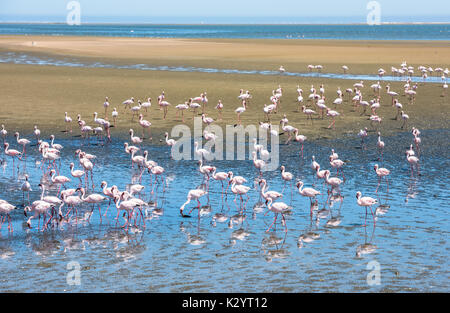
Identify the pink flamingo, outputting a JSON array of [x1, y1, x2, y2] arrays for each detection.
[[14, 132, 30, 158], [129, 129, 143, 146], [158, 98, 171, 119], [0, 201, 18, 232], [78, 187, 106, 221], [211, 167, 229, 197], [406, 151, 420, 176], [265, 198, 289, 233], [296, 181, 321, 206], [49, 169, 70, 194], [24, 201, 55, 230], [252, 151, 265, 177], [64, 112, 73, 133], [377, 132, 385, 160], [294, 129, 307, 158], [70, 162, 85, 187], [258, 179, 283, 205], [230, 180, 251, 209], [4, 142, 22, 166], [138, 114, 152, 140], [329, 156, 345, 180], [302, 105, 317, 124], [280, 165, 293, 195], [326, 108, 340, 129], [374, 164, 390, 193], [179, 189, 208, 218], [356, 191, 378, 226]]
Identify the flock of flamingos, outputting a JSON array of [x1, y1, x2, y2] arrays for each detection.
[[0, 61, 445, 235]]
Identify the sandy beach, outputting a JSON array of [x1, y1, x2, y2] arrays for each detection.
[[0, 35, 449, 140]]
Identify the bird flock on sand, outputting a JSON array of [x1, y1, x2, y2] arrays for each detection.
[[0, 60, 440, 237]]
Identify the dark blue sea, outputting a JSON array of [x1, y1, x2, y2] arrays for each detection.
[[0, 23, 449, 40]]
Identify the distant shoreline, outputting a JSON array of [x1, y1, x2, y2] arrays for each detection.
[[0, 22, 449, 25]]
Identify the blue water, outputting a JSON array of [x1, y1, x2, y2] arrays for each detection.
[[0, 129, 448, 292], [0, 23, 449, 40]]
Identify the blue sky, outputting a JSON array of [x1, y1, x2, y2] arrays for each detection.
[[1, 0, 449, 23]]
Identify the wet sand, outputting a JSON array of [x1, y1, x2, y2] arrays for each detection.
[[0, 36, 449, 141]]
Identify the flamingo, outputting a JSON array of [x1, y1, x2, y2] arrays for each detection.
[[70, 162, 85, 186], [131, 150, 148, 169], [263, 103, 277, 122], [4, 142, 22, 166], [49, 169, 70, 193], [141, 97, 152, 112], [138, 114, 152, 139], [358, 127, 368, 147], [393, 100, 403, 120], [316, 98, 328, 119], [159, 98, 171, 119], [252, 151, 265, 177], [215, 100, 224, 121], [124, 142, 140, 155], [201, 114, 214, 126], [401, 111, 409, 129], [294, 129, 307, 158], [78, 187, 106, 221], [329, 156, 345, 180], [265, 198, 289, 233], [377, 132, 385, 159], [64, 112, 73, 133], [122, 97, 135, 110], [211, 167, 228, 197], [0, 201, 18, 232], [194, 142, 210, 161], [374, 164, 390, 193], [280, 165, 293, 194], [356, 191, 378, 226], [386, 84, 398, 105], [296, 181, 320, 205], [111, 108, 119, 126], [1, 125, 7, 144], [324, 170, 343, 196], [188, 98, 202, 119], [20, 174, 32, 204], [258, 179, 283, 205], [129, 129, 143, 146], [342, 65, 349, 73], [130, 101, 142, 121], [311, 156, 320, 181], [179, 188, 208, 218], [226, 172, 247, 194], [235, 102, 246, 126], [50, 135, 63, 151], [38, 184, 63, 206], [406, 150, 420, 176], [329, 149, 339, 161], [203, 130, 218, 142], [14, 132, 30, 157], [33, 125, 41, 142], [302, 105, 316, 124], [103, 97, 110, 116], [326, 108, 340, 129], [230, 180, 251, 209], [175, 102, 189, 122], [23, 201, 55, 230], [113, 195, 142, 230]]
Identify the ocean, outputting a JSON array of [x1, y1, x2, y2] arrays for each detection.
[[0, 23, 449, 40]]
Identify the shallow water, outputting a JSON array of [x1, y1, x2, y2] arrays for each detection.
[[0, 51, 446, 84], [0, 129, 448, 292]]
